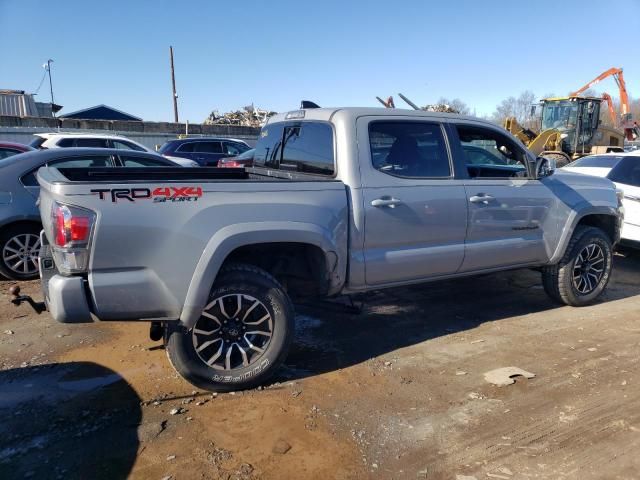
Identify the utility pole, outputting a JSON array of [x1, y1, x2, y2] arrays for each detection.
[[45, 59, 55, 117], [169, 46, 179, 123]]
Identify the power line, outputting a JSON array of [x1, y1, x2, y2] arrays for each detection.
[[33, 69, 47, 95]]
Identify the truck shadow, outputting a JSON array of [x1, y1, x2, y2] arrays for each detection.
[[0, 362, 141, 480], [282, 254, 640, 381]]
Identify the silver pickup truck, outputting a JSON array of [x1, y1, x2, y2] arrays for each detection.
[[32, 107, 623, 391]]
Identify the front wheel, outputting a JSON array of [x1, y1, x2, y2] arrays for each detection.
[[165, 263, 294, 392], [542, 226, 613, 306]]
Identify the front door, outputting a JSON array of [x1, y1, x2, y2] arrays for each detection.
[[360, 119, 468, 286], [450, 122, 556, 271]]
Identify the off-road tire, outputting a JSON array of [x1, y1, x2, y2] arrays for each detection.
[[165, 263, 295, 392], [0, 224, 41, 280], [542, 226, 613, 306]]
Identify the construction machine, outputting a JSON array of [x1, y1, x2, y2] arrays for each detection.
[[504, 67, 636, 166]]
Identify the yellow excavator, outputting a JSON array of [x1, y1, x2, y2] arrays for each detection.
[[504, 68, 635, 166]]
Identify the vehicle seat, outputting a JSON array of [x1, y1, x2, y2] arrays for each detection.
[[88, 157, 109, 167], [386, 136, 421, 172]]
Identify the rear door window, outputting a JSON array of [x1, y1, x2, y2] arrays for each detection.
[[112, 140, 146, 151], [194, 141, 223, 154], [49, 155, 114, 168], [223, 142, 248, 156], [176, 142, 196, 153], [369, 121, 450, 178], [119, 155, 171, 167]]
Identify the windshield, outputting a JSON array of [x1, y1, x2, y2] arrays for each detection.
[[541, 101, 578, 131], [607, 156, 640, 186], [568, 155, 624, 169]]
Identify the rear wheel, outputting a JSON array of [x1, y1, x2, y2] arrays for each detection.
[[0, 225, 41, 280], [542, 226, 613, 306], [165, 264, 294, 392]]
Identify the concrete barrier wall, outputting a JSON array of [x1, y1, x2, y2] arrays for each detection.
[[0, 116, 261, 149]]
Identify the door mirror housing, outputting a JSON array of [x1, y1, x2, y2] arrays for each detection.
[[536, 156, 556, 178]]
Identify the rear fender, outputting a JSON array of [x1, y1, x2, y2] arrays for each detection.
[[180, 222, 344, 327]]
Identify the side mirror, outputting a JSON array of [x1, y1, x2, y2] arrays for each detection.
[[536, 156, 556, 178]]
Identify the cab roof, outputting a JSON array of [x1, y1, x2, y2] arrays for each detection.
[[266, 107, 493, 127]]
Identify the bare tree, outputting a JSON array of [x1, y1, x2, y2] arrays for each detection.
[[492, 90, 536, 127], [434, 97, 471, 115]]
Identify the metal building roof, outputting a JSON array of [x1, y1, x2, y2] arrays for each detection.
[[0, 90, 39, 117]]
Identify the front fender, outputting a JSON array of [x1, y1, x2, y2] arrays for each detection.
[[179, 221, 345, 326], [549, 204, 621, 264]]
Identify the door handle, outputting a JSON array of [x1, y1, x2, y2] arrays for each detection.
[[469, 194, 495, 204], [371, 197, 403, 208]]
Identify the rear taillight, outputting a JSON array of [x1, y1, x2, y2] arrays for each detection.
[[51, 202, 95, 273], [218, 160, 242, 168]]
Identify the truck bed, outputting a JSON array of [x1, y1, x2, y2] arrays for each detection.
[[51, 166, 339, 183], [36, 164, 349, 324]]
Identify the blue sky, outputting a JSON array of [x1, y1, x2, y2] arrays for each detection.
[[1, 0, 639, 122]]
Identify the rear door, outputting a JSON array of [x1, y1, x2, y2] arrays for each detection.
[[449, 122, 556, 271], [192, 141, 224, 166], [359, 118, 468, 286]]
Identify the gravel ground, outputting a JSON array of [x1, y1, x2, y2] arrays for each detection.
[[1, 252, 639, 479]]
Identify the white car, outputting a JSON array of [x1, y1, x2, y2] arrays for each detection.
[[29, 133, 199, 167], [563, 153, 640, 246]]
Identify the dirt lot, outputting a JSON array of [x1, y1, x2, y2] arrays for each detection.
[[1, 253, 640, 480]]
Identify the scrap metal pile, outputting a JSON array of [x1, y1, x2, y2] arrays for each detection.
[[203, 105, 276, 127], [421, 103, 460, 113], [376, 94, 461, 113]]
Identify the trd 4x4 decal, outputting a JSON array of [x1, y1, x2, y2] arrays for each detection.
[[91, 186, 203, 203]]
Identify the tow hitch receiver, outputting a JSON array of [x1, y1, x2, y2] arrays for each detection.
[[9, 286, 46, 314]]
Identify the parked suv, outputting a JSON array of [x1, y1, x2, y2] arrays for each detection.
[[31, 132, 149, 151], [30, 133, 199, 167], [159, 137, 251, 166]]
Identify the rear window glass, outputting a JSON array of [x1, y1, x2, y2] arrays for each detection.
[[607, 156, 640, 187], [569, 155, 624, 168], [254, 122, 334, 175], [29, 137, 46, 149], [254, 124, 285, 168]]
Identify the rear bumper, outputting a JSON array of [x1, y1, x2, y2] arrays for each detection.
[[40, 233, 93, 323], [44, 274, 94, 323]]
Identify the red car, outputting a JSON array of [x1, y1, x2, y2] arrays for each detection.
[[217, 148, 254, 168], [0, 141, 34, 160]]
